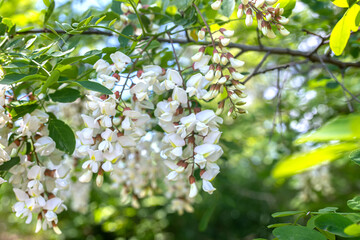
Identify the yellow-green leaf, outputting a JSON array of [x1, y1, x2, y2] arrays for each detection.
[[332, 0, 349, 8], [345, 224, 360, 237], [330, 14, 350, 55], [347, 4, 360, 32], [272, 143, 358, 179], [295, 114, 360, 144]]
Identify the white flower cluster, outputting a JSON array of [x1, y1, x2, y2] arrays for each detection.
[[110, 132, 195, 214], [76, 51, 151, 187], [193, 28, 248, 118], [211, 0, 290, 38], [0, 90, 70, 234]]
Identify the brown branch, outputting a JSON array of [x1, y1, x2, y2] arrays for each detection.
[[16, 28, 113, 36], [152, 37, 360, 69], [242, 51, 270, 84], [317, 53, 360, 104], [15, 29, 360, 69], [192, 3, 216, 49], [252, 60, 309, 76]]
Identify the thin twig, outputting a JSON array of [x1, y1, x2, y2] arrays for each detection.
[[341, 70, 354, 112], [15, 28, 360, 69], [167, 32, 192, 114], [242, 51, 271, 84], [317, 53, 360, 104], [193, 3, 216, 48], [119, 37, 156, 99]]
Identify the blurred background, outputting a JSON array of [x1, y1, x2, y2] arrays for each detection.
[[0, 0, 359, 239]]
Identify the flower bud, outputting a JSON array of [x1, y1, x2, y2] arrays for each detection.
[[227, 107, 234, 117], [229, 57, 245, 69], [198, 28, 206, 40], [229, 68, 245, 80], [266, 29, 276, 38], [278, 26, 290, 36], [189, 175, 196, 184], [191, 51, 204, 62], [52, 222, 62, 235], [215, 65, 222, 79], [121, 3, 129, 13], [205, 69, 215, 81], [266, 0, 278, 4], [211, 0, 222, 10], [237, 4, 244, 18], [245, 10, 253, 26], [220, 54, 228, 65], [255, 0, 265, 8], [216, 100, 225, 115], [120, 15, 129, 24], [279, 8, 284, 15], [265, 13, 272, 21], [232, 80, 246, 90], [218, 76, 227, 84], [278, 16, 289, 25], [96, 173, 104, 187], [219, 36, 230, 46], [212, 49, 220, 64], [220, 28, 234, 38]]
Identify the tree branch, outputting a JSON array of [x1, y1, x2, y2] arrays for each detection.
[[16, 28, 113, 36], [15, 29, 360, 69]]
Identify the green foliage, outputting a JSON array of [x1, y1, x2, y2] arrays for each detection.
[[0, 157, 20, 171], [77, 81, 113, 95], [348, 196, 360, 211], [272, 142, 358, 178], [49, 88, 81, 103], [48, 118, 76, 154], [330, 2, 360, 55], [9, 101, 38, 120], [273, 225, 327, 240], [314, 213, 353, 237]]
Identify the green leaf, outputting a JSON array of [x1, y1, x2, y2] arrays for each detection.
[[314, 213, 354, 237], [2, 74, 47, 85], [95, 15, 106, 25], [272, 211, 305, 218], [44, 0, 55, 24], [344, 223, 360, 237], [332, 0, 349, 8], [118, 25, 134, 47], [25, 36, 37, 49], [295, 114, 360, 144], [273, 225, 327, 240], [59, 56, 86, 65], [267, 223, 291, 229], [51, 47, 75, 57], [348, 196, 360, 211], [329, 5, 360, 56], [219, 0, 235, 18], [48, 119, 76, 154], [199, 206, 215, 231], [272, 143, 358, 178], [49, 88, 81, 103], [276, 0, 296, 17], [350, 148, 360, 165], [9, 102, 38, 120], [318, 207, 339, 213], [0, 73, 26, 84], [41, 70, 60, 94], [0, 157, 20, 171], [77, 81, 113, 95]]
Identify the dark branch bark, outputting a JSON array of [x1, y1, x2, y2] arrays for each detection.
[[15, 28, 360, 69], [16, 28, 113, 36]]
